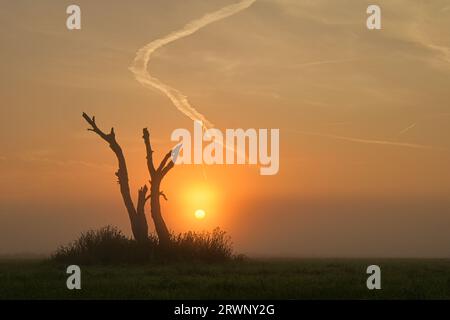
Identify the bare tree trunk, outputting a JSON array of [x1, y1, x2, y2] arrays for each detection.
[[82, 113, 149, 243], [82, 113, 174, 246], [135, 185, 149, 242], [143, 128, 173, 246]]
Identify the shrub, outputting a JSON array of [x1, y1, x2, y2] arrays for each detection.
[[168, 227, 233, 262], [51, 226, 157, 264], [51, 226, 234, 264]]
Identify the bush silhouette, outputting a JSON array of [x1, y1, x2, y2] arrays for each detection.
[[52, 226, 234, 264]]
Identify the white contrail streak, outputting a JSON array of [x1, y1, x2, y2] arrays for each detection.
[[398, 123, 416, 135], [296, 131, 434, 150], [293, 58, 357, 69], [130, 0, 256, 129]]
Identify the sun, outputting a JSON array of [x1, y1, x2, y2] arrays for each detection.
[[194, 209, 206, 220]]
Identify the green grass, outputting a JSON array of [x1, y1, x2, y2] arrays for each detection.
[[0, 259, 449, 299]]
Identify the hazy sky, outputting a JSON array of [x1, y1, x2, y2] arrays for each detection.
[[1, 0, 449, 257]]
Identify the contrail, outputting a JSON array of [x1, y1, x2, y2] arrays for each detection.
[[293, 58, 358, 69], [398, 123, 416, 135], [296, 131, 434, 150], [129, 0, 256, 129]]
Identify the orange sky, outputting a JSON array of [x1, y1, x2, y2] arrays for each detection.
[[1, 0, 450, 257]]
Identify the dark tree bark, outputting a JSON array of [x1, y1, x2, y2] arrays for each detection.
[[82, 113, 174, 245], [143, 128, 173, 246]]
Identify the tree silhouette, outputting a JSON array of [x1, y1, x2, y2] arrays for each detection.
[[82, 113, 172, 246]]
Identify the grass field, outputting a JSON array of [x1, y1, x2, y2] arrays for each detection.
[[0, 258, 449, 299]]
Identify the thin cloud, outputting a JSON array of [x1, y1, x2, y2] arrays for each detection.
[[25, 157, 114, 170], [296, 131, 434, 150], [420, 41, 450, 64], [398, 123, 417, 135], [293, 58, 358, 69]]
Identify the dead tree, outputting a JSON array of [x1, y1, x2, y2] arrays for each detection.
[[82, 113, 173, 246]]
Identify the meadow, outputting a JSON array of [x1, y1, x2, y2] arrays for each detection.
[[0, 258, 449, 299]]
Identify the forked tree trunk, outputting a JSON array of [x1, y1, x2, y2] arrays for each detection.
[[82, 113, 173, 245], [150, 179, 170, 246], [143, 128, 173, 246]]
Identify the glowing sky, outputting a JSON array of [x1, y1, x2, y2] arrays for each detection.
[[0, 0, 449, 257]]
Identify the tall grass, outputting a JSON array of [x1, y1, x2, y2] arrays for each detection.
[[51, 226, 234, 264]]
